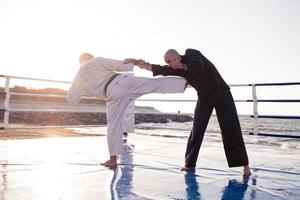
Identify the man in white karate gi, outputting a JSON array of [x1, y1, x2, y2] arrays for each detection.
[[67, 53, 187, 167]]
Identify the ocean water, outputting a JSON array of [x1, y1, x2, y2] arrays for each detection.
[[72, 115, 300, 151], [136, 115, 300, 136]]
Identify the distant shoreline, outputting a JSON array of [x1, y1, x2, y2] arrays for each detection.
[[0, 111, 193, 126], [0, 110, 193, 140]]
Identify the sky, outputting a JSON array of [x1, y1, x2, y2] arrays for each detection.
[[0, 0, 299, 114]]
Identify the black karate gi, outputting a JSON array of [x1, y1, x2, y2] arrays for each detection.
[[151, 48, 249, 168]]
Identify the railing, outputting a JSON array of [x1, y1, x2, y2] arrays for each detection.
[[231, 82, 300, 138], [0, 74, 108, 130], [1, 74, 299, 138]]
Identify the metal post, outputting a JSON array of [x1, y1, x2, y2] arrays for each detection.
[[252, 84, 258, 135], [4, 77, 10, 129]]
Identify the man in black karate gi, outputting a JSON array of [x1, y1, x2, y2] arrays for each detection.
[[125, 49, 251, 176]]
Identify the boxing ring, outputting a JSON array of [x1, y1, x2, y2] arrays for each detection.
[[0, 74, 300, 199]]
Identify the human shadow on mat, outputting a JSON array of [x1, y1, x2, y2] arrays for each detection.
[[108, 140, 150, 199], [184, 171, 201, 200], [221, 176, 250, 200]]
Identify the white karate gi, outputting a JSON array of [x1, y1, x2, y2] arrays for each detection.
[[67, 57, 187, 156], [122, 101, 135, 133]]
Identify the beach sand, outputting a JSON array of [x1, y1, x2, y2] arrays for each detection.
[[0, 128, 104, 140]]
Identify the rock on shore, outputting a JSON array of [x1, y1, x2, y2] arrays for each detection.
[[0, 111, 193, 126]]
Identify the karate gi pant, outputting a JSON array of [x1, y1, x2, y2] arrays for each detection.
[[106, 74, 186, 156], [122, 101, 135, 133], [185, 89, 249, 168]]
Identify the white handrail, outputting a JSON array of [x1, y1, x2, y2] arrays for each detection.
[[0, 74, 71, 84], [252, 84, 258, 135]]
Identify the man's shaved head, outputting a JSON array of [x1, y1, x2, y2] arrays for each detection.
[[164, 49, 183, 69], [79, 53, 94, 64], [164, 49, 179, 61]]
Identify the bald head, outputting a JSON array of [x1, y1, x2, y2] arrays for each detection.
[[164, 49, 179, 61], [164, 49, 183, 69], [79, 53, 94, 64]]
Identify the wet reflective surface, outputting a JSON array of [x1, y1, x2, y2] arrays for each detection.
[[0, 134, 299, 199]]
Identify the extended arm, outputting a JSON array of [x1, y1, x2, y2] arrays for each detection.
[[124, 58, 187, 77], [123, 58, 152, 71], [99, 57, 134, 72]]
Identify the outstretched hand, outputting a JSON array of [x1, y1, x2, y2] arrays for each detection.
[[123, 58, 137, 64], [123, 58, 152, 71], [138, 61, 152, 71]]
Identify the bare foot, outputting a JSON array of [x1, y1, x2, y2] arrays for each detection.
[[180, 166, 195, 171], [101, 156, 117, 167], [243, 165, 251, 176]]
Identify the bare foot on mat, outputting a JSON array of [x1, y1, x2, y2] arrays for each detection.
[[243, 165, 251, 176], [101, 156, 117, 167], [181, 166, 195, 171]]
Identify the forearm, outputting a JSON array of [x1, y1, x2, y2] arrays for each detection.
[[140, 63, 152, 71], [123, 58, 153, 71], [151, 64, 187, 77], [101, 57, 134, 72]]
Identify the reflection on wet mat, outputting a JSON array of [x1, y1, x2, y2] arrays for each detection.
[[0, 135, 299, 200]]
